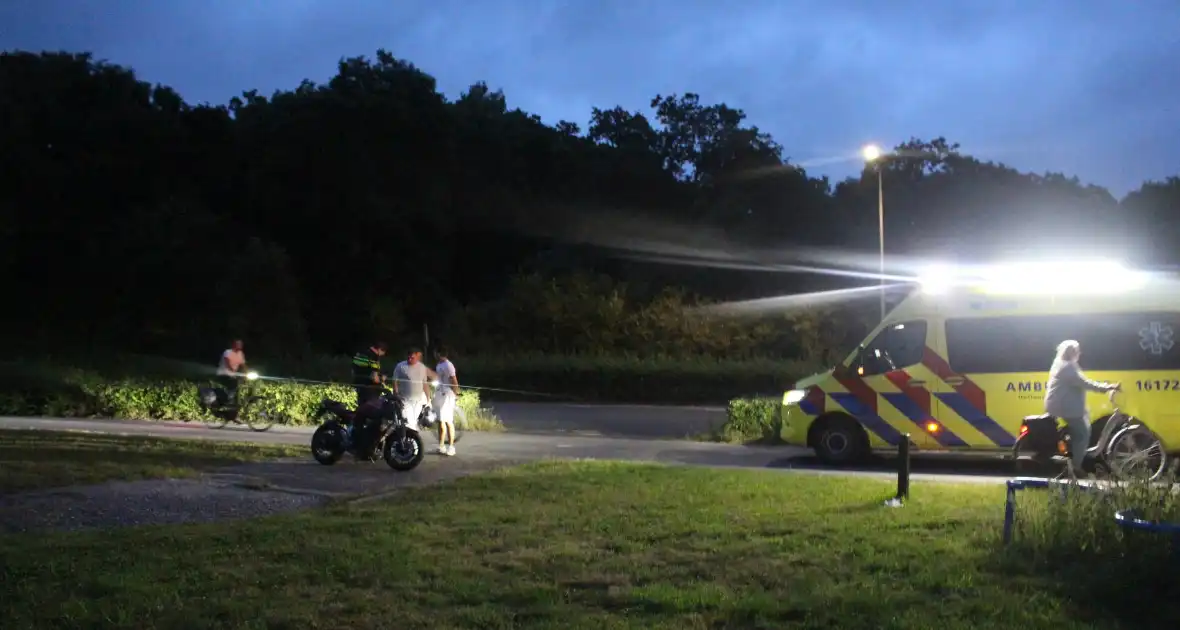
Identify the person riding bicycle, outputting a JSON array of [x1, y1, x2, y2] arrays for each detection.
[[350, 341, 388, 459], [1044, 339, 1121, 477], [215, 339, 248, 404]]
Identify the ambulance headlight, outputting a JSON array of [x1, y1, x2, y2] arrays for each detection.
[[784, 389, 806, 405], [917, 265, 954, 294]]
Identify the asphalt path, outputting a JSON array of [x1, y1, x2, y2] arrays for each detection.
[[487, 401, 728, 439], [0, 404, 1021, 487]]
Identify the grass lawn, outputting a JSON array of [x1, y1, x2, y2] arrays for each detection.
[[3, 461, 1175, 629], [0, 429, 304, 494]]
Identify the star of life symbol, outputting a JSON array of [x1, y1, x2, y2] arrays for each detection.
[[1139, 321, 1174, 355]]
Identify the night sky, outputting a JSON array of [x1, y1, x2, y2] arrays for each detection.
[[4, 0, 1177, 195]]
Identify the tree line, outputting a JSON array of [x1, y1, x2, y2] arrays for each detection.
[[2, 49, 1177, 363]]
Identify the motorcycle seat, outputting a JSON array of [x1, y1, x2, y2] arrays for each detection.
[[321, 399, 356, 422]]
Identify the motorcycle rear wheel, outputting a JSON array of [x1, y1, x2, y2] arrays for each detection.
[[311, 424, 345, 465]]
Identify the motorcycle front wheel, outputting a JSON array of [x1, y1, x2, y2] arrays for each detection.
[[384, 431, 425, 472], [311, 424, 345, 465]]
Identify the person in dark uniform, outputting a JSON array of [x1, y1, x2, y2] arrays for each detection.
[[350, 342, 388, 459], [352, 342, 388, 407]]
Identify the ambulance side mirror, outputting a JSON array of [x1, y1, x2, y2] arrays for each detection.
[[837, 345, 868, 377], [852, 345, 869, 376]]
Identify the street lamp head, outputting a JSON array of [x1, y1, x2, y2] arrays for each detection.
[[862, 144, 882, 162]]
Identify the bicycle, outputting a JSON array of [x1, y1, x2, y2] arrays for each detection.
[[1014, 389, 1169, 481], [194, 371, 284, 432]]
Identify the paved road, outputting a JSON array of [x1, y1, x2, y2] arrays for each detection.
[[488, 402, 728, 438], [0, 414, 1017, 486]]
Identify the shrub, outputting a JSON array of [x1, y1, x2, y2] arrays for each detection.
[[0, 363, 500, 430], [713, 396, 784, 443], [1003, 471, 1180, 621], [440, 271, 874, 364], [1, 353, 822, 409]]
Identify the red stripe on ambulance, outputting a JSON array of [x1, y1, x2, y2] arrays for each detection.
[[883, 370, 931, 414], [921, 347, 988, 413], [835, 375, 879, 413], [804, 386, 826, 414]]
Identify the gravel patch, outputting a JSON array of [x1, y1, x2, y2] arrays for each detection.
[[0, 478, 327, 534], [0, 453, 536, 534]]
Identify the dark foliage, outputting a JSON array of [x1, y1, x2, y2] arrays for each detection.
[[2, 50, 1176, 362]]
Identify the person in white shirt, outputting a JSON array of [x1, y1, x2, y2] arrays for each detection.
[[432, 347, 460, 456], [392, 347, 436, 430], [215, 339, 248, 402]]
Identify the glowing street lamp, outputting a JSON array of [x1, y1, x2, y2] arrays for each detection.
[[862, 144, 886, 320]]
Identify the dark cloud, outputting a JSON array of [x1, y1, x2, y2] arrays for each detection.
[[2, 0, 1176, 194]]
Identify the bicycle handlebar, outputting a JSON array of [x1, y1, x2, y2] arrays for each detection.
[[1104, 385, 1126, 412]]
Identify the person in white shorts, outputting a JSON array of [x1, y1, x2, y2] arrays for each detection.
[[392, 347, 435, 431], [432, 347, 460, 456]]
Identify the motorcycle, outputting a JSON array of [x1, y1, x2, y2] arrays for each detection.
[[309, 389, 432, 472]]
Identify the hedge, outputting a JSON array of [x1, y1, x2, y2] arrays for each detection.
[[0, 353, 822, 407], [454, 356, 819, 405], [0, 365, 501, 430], [713, 396, 784, 443]]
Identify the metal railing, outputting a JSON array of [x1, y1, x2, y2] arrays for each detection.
[[1002, 476, 1180, 544]]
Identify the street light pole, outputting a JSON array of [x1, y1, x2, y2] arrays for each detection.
[[877, 165, 885, 321], [862, 144, 886, 321]]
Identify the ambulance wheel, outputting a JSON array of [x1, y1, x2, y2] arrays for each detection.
[[813, 416, 869, 466]]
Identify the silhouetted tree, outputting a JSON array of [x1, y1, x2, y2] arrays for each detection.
[[2, 49, 1176, 359]]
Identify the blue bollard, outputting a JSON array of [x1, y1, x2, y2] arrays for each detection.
[[1002, 478, 1051, 544]]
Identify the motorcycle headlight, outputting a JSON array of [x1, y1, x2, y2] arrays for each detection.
[[783, 389, 806, 405]]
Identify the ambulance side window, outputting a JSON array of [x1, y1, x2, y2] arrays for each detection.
[[858, 321, 927, 376]]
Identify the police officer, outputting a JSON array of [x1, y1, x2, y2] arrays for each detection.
[[350, 341, 388, 459], [351, 341, 389, 407]]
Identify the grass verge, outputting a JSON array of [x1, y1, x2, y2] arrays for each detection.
[[0, 429, 304, 494], [3, 460, 1177, 628]]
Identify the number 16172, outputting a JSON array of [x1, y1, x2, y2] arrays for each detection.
[[1137, 380, 1180, 391]]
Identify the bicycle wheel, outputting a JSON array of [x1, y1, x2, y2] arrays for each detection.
[[206, 410, 230, 429], [1105, 425, 1168, 481], [240, 397, 276, 432]]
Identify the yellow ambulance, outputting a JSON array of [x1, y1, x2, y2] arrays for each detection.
[[780, 262, 1177, 472]]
